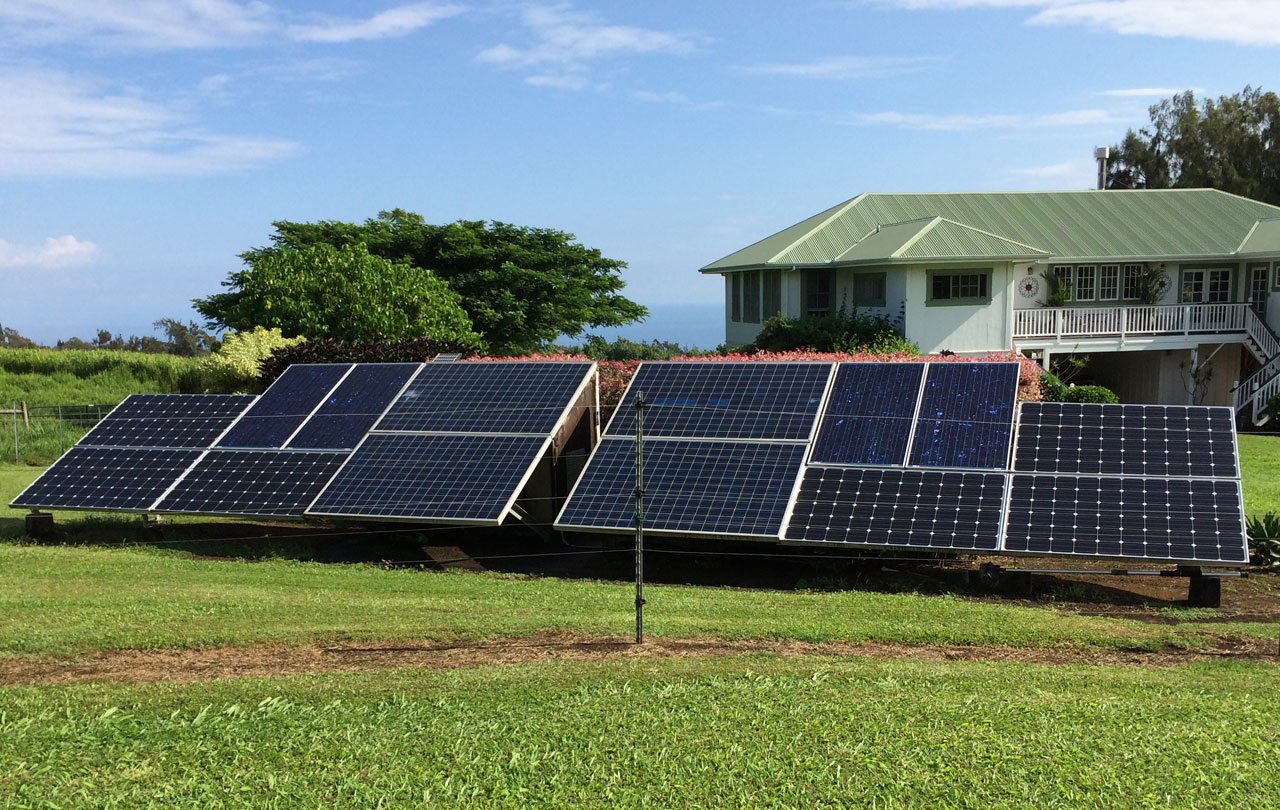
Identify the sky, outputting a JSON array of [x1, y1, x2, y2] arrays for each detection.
[[2, 0, 1278, 349]]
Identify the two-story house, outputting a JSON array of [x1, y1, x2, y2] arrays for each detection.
[[702, 189, 1280, 423]]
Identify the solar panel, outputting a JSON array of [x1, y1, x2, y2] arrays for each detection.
[[555, 438, 807, 539], [375, 362, 594, 435], [287, 363, 419, 450], [784, 467, 1004, 550], [217, 364, 351, 448], [1013, 403, 1238, 478], [606, 362, 833, 441], [909, 362, 1019, 469], [154, 450, 348, 517], [1002, 474, 1248, 563], [810, 363, 924, 466], [307, 433, 549, 523], [79, 394, 256, 448], [11, 447, 203, 511]]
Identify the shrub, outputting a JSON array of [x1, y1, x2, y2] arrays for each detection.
[[753, 308, 918, 355], [199, 327, 305, 393], [260, 336, 484, 385], [1060, 385, 1120, 404], [1245, 513, 1280, 567], [566, 335, 711, 361]]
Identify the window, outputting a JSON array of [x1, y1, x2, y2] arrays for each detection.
[[1052, 265, 1073, 300], [1122, 264, 1145, 300], [804, 269, 834, 315], [730, 273, 742, 322], [928, 270, 990, 304], [1099, 265, 1120, 301], [762, 270, 782, 319], [1074, 265, 1097, 301], [743, 270, 762, 323], [852, 272, 887, 308], [1182, 268, 1231, 304]]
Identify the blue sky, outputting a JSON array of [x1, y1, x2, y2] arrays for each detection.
[[2, 0, 1277, 349]]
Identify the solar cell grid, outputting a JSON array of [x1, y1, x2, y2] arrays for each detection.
[[784, 467, 1004, 550], [375, 362, 592, 434], [287, 363, 419, 450], [1002, 474, 1248, 563], [809, 363, 923, 466], [909, 362, 1019, 469], [79, 394, 256, 448], [555, 438, 807, 538], [11, 447, 203, 511], [307, 433, 548, 523], [1014, 403, 1237, 477], [155, 450, 348, 517], [218, 364, 351, 448], [606, 362, 832, 441]]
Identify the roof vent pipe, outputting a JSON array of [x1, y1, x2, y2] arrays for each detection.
[[1094, 146, 1111, 190]]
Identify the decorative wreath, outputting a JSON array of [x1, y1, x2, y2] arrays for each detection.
[[1018, 277, 1040, 298]]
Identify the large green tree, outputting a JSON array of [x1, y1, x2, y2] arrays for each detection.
[[237, 210, 646, 355], [194, 242, 484, 349], [1107, 86, 1280, 205]]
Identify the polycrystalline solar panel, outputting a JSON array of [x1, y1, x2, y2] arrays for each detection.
[[155, 450, 348, 517], [11, 447, 202, 511], [909, 362, 1019, 469], [79, 394, 256, 448], [1003, 474, 1248, 563], [810, 363, 924, 466], [555, 438, 807, 538], [287, 363, 419, 450], [218, 364, 351, 449], [1014, 403, 1238, 478], [375, 362, 593, 434], [784, 467, 1004, 550], [606, 362, 832, 441], [307, 433, 548, 523]]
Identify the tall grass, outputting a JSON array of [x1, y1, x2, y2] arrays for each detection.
[[0, 349, 203, 402]]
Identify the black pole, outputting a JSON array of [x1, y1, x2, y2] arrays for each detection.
[[634, 390, 646, 644]]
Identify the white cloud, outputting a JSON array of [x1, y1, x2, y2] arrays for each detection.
[[288, 3, 464, 43], [867, 1, 1280, 46], [0, 70, 298, 178], [478, 4, 697, 88], [1009, 158, 1095, 178], [0, 235, 98, 269], [0, 0, 461, 49], [1101, 87, 1207, 97], [852, 107, 1116, 130], [734, 55, 939, 79]]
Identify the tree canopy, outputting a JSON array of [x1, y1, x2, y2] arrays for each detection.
[[1106, 86, 1280, 205], [237, 210, 646, 355], [193, 242, 484, 350]]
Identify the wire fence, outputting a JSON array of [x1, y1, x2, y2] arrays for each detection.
[[7, 402, 113, 464]]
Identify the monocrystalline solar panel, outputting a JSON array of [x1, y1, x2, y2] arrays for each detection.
[[79, 394, 256, 448], [810, 363, 923, 466], [218, 364, 351, 448], [155, 450, 349, 517], [1002, 474, 1248, 563], [287, 363, 419, 450], [555, 438, 807, 538], [375, 362, 593, 435], [307, 433, 549, 523], [1013, 403, 1238, 478], [909, 362, 1019, 469], [784, 467, 1004, 550], [606, 362, 832, 441], [11, 447, 203, 511]]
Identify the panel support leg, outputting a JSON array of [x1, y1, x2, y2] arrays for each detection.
[[1180, 566, 1221, 608], [25, 511, 54, 541]]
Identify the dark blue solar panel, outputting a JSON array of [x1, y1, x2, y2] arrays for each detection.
[[810, 363, 924, 465], [307, 433, 547, 522], [155, 450, 348, 517], [908, 362, 1019, 469], [555, 438, 806, 538], [606, 363, 832, 441], [1003, 474, 1248, 563], [10, 447, 202, 511], [288, 363, 419, 450], [376, 362, 593, 434], [218, 364, 351, 448], [79, 394, 255, 448], [784, 467, 1004, 550], [1013, 403, 1238, 478]]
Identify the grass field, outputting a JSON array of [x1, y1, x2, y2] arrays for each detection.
[[1238, 433, 1280, 516]]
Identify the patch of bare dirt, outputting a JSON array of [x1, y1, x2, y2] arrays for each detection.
[[2, 633, 1276, 688]]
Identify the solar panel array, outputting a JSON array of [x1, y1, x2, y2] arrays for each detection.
[[14, 361, 596, 525]]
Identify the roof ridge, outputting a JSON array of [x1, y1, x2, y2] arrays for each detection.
[[766, 193, 866, 263], [891, 216, 942, 258], [926, 217, 1051, 255]]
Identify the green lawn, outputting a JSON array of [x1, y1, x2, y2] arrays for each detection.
[[1238, 433, 1280, 516], [3, 655, 1278, 809]]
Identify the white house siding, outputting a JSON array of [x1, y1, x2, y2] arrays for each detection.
[[902, 263, 1015, 354]]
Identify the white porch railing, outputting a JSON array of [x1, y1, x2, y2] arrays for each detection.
[[1013, 303, 1255, 341]]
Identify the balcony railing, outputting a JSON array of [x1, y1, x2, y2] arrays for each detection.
[[1014, 303, 1255, 342]]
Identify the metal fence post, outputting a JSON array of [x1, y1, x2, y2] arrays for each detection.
[[12, 400, 18, 464]]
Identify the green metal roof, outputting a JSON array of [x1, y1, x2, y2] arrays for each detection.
[[1239, 218, 1280, 256], [702, 189, 1280, 272]]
